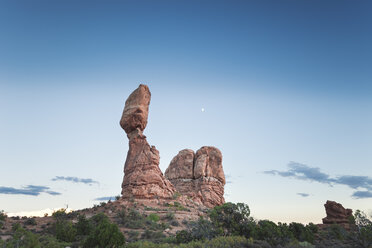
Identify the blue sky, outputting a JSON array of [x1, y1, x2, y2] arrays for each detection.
[[0, 0, 371, 223]]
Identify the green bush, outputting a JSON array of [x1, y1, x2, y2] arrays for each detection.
[[354, 210, 372, 248], [289, 222, 316, 243], [176, 230, 193, 244], [39, 235, 72, 248], [127, 236, 256, 248], [165, 212, 175, 221], [116, 208, 146, 229], [147, 213, 160, 222], [209, 202, 250, 236], [170, 219, 179, 226], [76, 214, 93, 236], [54, 220, 77, 242], [141, 229, 165, 241], [277, 222, 294, 244], [5, 225, 40, 248], [0, 210, 6, 228], [0, 210, 6, 221], [52, 208, 68, 220], [255, 220, 283, 246], [127, 230, 140, 241], [189, 217, 221, 241], [83, 213, 125, 248], [24, 217, 37, 226]]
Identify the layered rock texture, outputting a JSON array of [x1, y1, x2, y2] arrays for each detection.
[[120, 84, 175, 199], [165, 147, 226, 208], [120, 84, 225, 207], [322, 200, 353, 224]]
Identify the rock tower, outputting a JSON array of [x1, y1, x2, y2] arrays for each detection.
[[120, 84, 175, 199]]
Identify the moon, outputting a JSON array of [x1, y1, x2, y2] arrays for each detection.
[[201, 108, 205, 112]]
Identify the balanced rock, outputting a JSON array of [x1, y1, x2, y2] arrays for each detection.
[[165, 146, 225, 208], [322, 200, 352, 224], [120, 84, 151, 135], [121, 84, 175, 199]]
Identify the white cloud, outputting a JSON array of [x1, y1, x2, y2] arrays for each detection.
[[6, 207, 74, 217]]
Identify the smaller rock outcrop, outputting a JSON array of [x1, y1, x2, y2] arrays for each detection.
[[165, 146, 225, 208], [322, 200, 353, 224]]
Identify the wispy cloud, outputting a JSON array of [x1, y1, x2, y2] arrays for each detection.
[[52, 176, 99, 185], [352, 191, 372, 199], [264, 162, 372, 199], [94, 196, 116, 201], [264, 162, 333, 184], [297, 193, 310, 197], [0, 185, 61, 196]]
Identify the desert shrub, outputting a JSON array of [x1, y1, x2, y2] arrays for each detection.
[[354, 210, 372, 248], [75, 214, 93, 236], [209, 202, 251, 236], [5, 224, 40, 248], [127, 230, 140, 241], [52, 208, 76, 220], [307, 222, 318, 233], [176, 230, 193, 244], [116, 208, 144, 228], [329, 224, 348, 241], [289, 222, 316, 243], [24, 217, 37, 226], [0, 210, 6, 228], [54, 219, 77, 242], [126, 241, 171, 248], [189, 217, 221, 241], [254, 220, 283, 246], [236, 218, 258, 239], [170, 219, 179, 226], [0, 210, 6, 221], [39, 235, 72, 248], [126, 209, 145, 229], [83, 213, 125, 248], [147, 213, 160, 222], [141, 229, 166, 241], [277, 222, 295, 244], [200, 235, 252, 248], [52, 208, 68, 220], [165, 212, 175, 221], [127, 236, 252, 248], [164, 202, 189, 211], [173, 192, 181, 199]]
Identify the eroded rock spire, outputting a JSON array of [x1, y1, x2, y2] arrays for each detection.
[[120, 84, 175, 199]]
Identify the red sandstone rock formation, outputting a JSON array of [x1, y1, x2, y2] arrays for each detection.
[[120, 84, 151, 134], [165, 147, 226, 208], [322, 200, 353, 224], [120, 84, 175, 199]]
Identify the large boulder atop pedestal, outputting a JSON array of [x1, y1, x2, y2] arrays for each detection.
[[120, 84, 151, 135], [120, 84, 175, 199]]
